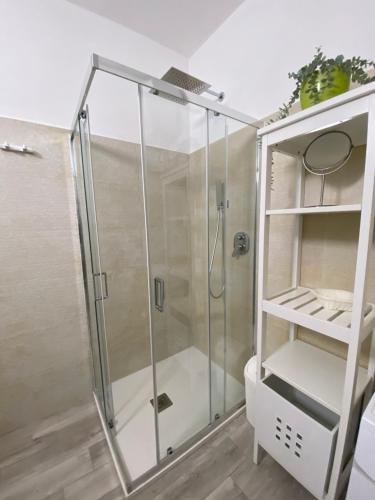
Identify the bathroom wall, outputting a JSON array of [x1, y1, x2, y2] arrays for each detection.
[[190, 0, 375, 120], [299, 145, 375, 366], [0, 0, 188, 131], [0, 117, 91, 435]]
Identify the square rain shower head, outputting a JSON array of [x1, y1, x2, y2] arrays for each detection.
[[150, 67, 211, 105]]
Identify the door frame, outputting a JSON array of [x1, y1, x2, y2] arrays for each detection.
[[76, 107, 115, 426]]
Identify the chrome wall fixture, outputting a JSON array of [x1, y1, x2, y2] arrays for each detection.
[[1, 142, 35, 154]]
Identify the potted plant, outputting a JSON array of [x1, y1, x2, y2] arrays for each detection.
[[276, 47, 375, 120]]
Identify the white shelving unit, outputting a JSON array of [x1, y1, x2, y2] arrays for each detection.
[[254, 83, 375, 500]]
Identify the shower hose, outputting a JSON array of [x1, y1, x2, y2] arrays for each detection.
[[209, 208, 225, 299]]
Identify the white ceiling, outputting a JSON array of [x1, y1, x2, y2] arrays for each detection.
[[67, 0, 244, 56]]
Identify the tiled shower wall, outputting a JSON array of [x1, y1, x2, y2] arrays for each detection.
[[0, 117, 91, 436], [190, 125, 257, 382], [88, 136, 150, 382], [88, 125, 257, 385]]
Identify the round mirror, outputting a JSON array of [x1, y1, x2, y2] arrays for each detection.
[[302, 130, 353, 205]]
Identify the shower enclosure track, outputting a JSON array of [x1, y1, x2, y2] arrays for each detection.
[[71, 54, 256, 136]]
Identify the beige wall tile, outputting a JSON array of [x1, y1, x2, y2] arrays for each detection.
[[0, 117, 91, 436], [90, 136, 193, 381], [190, 125, 257, 383]]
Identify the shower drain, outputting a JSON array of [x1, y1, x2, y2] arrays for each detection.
[[150, 393, 173, 413]]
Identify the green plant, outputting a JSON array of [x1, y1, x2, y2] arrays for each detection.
[[275, 47, 375, 120]]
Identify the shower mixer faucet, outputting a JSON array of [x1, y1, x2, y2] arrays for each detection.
[[232, 232, 250, 258]]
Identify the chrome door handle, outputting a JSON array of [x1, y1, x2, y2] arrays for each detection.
[[154, 277, 165, 312], [94, 272, 109, 300]]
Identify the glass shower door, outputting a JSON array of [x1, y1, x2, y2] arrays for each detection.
[[77, 73, 158, 482], [139, 85, 211, 459], [207, 110, 227, 420], [207, 111, 257, 418], [78, 108, 115, 424]]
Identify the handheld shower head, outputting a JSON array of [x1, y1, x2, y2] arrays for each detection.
[[215, 180, 225, 210]]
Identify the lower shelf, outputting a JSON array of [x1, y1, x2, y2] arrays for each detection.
[[262, 340, 370, 415]]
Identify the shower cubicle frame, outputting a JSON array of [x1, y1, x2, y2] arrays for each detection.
[[70, 53, 258, 495]]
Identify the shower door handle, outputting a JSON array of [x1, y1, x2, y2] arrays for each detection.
[[94, 272, 109, 301], [154, 277, 165, 312]]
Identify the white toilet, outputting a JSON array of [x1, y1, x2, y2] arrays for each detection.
[[244, 356, 257, 426], [347, 392, 375, 499]]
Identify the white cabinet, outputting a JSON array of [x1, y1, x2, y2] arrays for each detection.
[[256, 374, 339, 499]]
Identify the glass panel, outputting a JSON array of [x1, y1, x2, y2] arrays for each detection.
[[207, 111, 227, 420], [75, 64, 257, 485], [81, 73, 156, 481], [208, 113, 257, 418], [225, 118, 257, 410], [71, 123, 106, 410], [140, 85, 210, 459]]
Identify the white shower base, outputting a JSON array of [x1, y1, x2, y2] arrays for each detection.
[[112, 345, 244, 481]]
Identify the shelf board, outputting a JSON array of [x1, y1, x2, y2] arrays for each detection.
[[263, 287, 375, 343], [263, 340, 370, 415], [258, 82, 375, 138], [266, 204, 361, 216]]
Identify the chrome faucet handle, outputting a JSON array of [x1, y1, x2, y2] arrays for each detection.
[[232, 232, 250, 259]]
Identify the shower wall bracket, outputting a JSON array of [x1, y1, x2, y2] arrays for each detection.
[[1, 142, 35, 154]]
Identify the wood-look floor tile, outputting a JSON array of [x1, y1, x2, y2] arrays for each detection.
[[0, 403, 317, 500], [40, 490, 66, 500], [0, 412, 102, 484], [231, 453, 314, 500], [203, 477, 247, 500], [63, 461, 120, 500], [131, 431, 229, 500], [225, 414, 253, 457], [89, 438, 112, 470], [0, 425, 34, 463], [98, 486, 125, 500], [33, 403, 96, 439], [152, 436, 245, 500], [0, 450, 93, 500]]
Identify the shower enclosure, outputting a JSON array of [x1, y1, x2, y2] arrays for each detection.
[[71, 54, 258, 494]]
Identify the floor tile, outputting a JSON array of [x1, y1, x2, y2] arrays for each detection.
[[203, 477, 247, 500], [64, 462, 120, 500]]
